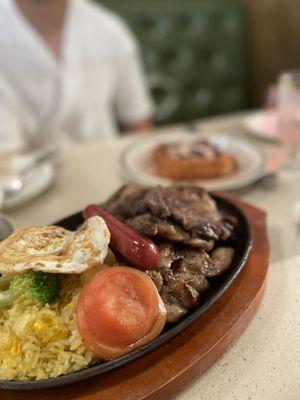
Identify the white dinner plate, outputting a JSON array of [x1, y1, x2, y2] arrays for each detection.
[[244, 110, 280, 142], [120, 132, 266, 191], [1, 162, 55, 210]]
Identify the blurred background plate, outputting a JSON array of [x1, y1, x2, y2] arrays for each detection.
[[244, 110, 280, 142], [120, 132, 266, 191], [2, 162, 55, 210]]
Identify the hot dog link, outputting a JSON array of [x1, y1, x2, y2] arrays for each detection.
[[83, 205, 160, 270]]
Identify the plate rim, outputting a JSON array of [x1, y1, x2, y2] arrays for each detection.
[[0, 195, 252, 391], [120, 132, 267, 191]]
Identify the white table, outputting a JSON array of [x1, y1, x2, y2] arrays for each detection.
[[7, 113, 300, 400]]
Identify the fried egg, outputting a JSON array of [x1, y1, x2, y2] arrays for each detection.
[[0, 216, 110, 274]]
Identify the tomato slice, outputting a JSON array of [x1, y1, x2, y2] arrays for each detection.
[[76, 293, 106, 356], [81, 267, 161, 347], [76, 266, 166, 359]]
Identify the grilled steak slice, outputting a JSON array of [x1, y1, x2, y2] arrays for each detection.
[[153, 243, 235, 279], [147, 243, 234, 323], [143, 186, 232, 241], [148, 244, 208, 323], [159, 291, 187, 324], [126, 213, 214, 251], [161, 283, 199, 322], [103, 184, 234, 247], [146, 270, 164, 292], [102, 184, 149, 219], [177, 246, 235, 278], [209, 247, 235, 276]]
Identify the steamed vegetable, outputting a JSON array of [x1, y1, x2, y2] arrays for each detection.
[[0, 274, 13, 290], [76, 266, 166, 359], [0, 271, 60, 308]]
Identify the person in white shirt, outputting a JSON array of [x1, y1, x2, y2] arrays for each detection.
[[0, 0, 154, 151]]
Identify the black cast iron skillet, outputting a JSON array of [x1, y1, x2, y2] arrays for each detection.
[[0, 195, 252, 391]]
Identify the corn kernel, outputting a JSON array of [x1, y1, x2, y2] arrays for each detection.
[[33, 322, 48, 332], [10, 339, 20, 356], [3, 357, 13, 367]]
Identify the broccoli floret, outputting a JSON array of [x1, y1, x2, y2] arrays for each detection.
[[0, 271, 60, 308]]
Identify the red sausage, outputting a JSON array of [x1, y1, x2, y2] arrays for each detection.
[[83, 205, 160, 270]]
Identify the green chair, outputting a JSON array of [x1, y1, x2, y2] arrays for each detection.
[[98, 0, 247, 125]]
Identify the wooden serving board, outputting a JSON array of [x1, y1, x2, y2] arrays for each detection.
[[1, 197, 269, 400]]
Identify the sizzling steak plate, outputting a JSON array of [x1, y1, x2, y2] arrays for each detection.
[[0, 193, 252, 391]]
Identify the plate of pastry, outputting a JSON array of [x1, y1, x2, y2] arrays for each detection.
[[120, 132, 266, 191]]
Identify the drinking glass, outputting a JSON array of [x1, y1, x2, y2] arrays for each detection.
[[278, 70, 300, 168]]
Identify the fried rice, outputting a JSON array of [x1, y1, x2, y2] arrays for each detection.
[[0, 275, 94, 381]]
